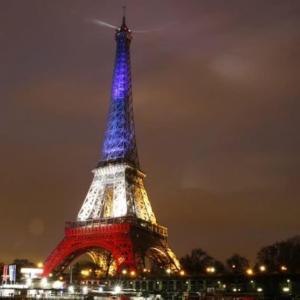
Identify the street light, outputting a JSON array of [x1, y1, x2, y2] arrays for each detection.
[[206, 267, 216, 274], [282, 286, 290, 293], [259, 265, 266, 272], [114, 285, 122, 294], [281, 265, 288, 272], [246, 268, 254, 276], [81, 269, 90, 277], [53, 281, 63, 289]]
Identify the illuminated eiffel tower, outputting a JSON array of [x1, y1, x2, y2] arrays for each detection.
[[43, 15, 180, 276]]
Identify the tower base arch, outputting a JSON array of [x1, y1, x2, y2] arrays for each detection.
[[43, 217, 179, 277]]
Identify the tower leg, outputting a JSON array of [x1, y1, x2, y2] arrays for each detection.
[[43, 223, 137, 276]]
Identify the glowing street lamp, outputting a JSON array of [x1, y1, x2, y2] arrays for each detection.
[[114, 285, 122, 294], [130, 270, 136, 277], [53, 280, 63, 289], [179, 270, 185, 276], [121, 269, 127, 275], [81, 269, 90, 277], [259, 265, 266, 272], [37, 262, 44, 268], [246, 268, 254, 276], [281, 265, 288, 272], [206, 267, 216, 274]]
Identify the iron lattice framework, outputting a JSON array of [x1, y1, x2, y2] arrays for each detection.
[[43, 16, 180, 277], [101, 20, 138, 167]]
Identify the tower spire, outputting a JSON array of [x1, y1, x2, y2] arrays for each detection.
[[119, 5, 128, 32], [100, 12, 138, 168], [122, 5, 126, 28]]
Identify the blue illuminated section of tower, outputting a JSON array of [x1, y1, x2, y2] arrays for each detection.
[[101, 16, 139, 168]]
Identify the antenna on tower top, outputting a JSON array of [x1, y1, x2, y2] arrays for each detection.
[[122, 5, 126, 26]]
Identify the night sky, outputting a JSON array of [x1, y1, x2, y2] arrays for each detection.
[[0, 1, 300, 264]]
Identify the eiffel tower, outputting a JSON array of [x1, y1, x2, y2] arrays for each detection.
[[43, 15, 180, 276]]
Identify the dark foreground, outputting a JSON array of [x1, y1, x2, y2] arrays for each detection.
[[1, 273, 300, 299]]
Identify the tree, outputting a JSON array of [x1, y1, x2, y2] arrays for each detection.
[[226, 254, 250, 273], [180, 248, 225, 275], [256, 236, 300, 273]]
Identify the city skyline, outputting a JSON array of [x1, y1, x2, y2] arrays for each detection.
[[0, 0, 299, 264]]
